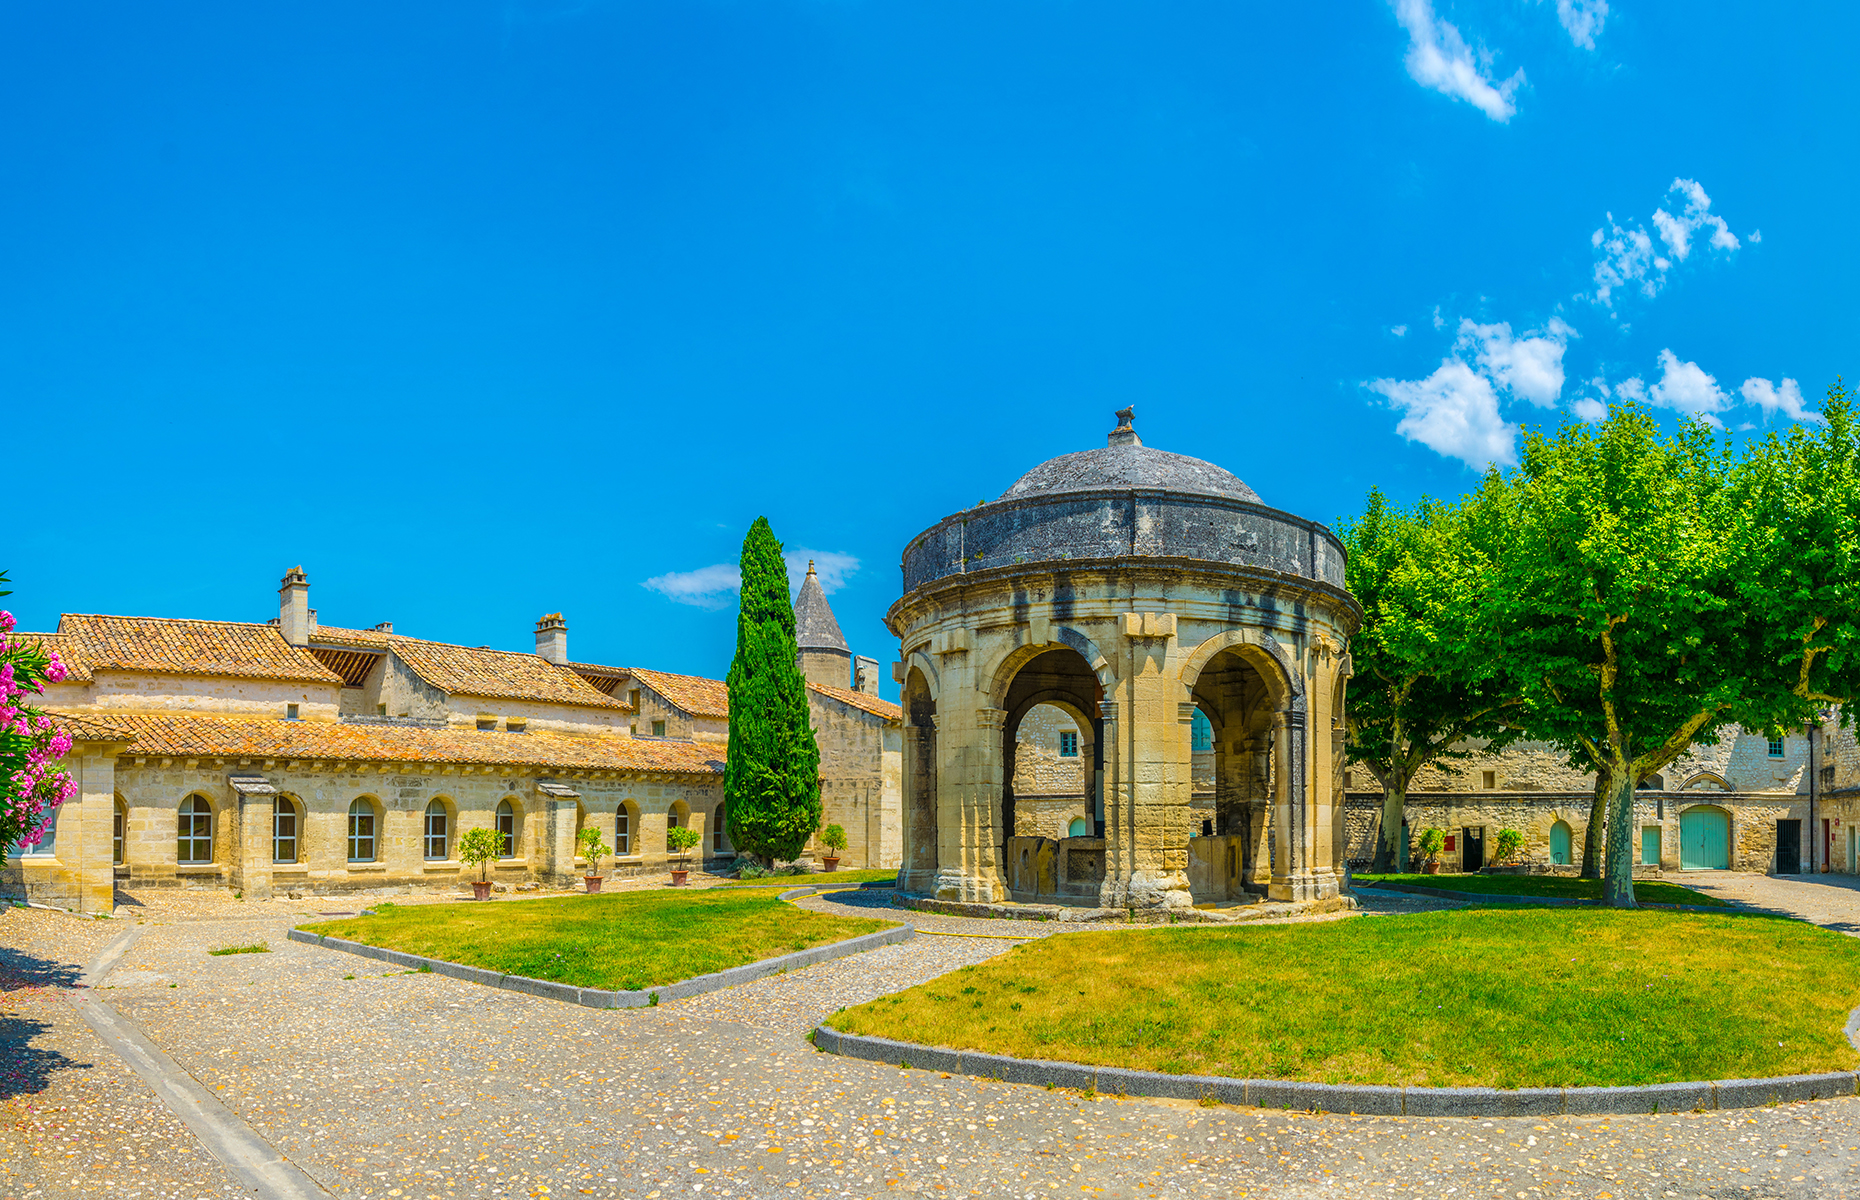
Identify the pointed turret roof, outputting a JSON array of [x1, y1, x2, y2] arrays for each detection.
[[793, 561, 850, 653]]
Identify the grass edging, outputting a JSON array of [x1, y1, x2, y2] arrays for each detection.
[[811, 1024, 1860, 1115], [1354, 880, 1732, 913], [286, 919, 912, 1009]]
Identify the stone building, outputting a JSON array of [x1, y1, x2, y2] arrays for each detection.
[[889, 409, 1361, 910], [1341, 725, 1833, 876], [7, 564, 901, 912]]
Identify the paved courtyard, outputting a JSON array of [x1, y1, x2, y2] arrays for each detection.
[[5, 876, 1860, 1199]]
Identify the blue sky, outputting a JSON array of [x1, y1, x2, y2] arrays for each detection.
[[5, 2, 1855, 697]]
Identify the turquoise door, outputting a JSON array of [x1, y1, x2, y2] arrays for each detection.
[[1680, 808, 1730, 870], [1641, 826, 1660, 866], [1549, 821, 1572, 865]]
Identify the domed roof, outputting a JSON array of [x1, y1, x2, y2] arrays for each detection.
[[997, 408, 1262, 505]]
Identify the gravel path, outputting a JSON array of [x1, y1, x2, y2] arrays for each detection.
[[6, 885, 1860, 1199]]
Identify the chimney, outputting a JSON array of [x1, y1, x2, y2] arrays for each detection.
[[854, 655, 881, 696], [535, 613, 568, 664], [278, 566, 312, 647]]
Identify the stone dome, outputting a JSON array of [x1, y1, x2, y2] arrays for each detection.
[[997, 408, 1262, 505]]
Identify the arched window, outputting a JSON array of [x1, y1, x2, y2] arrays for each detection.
[[424, 801, 449, 861], [273, 797, 299, 864], [1549, 820, 1573, 866], [496, 799, 518, 858], [616, 803, 635, 855], [1637, 774, 1665, 790], [712, 803, 728, 853], [667, 801, 690, 854], [1067, 817, 1089, 838], [347, 800, 377, 863], [113, 798, 126, 866], [178, 796, 213, 864]]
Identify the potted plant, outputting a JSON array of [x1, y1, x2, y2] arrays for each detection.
[[458, 826, 502, 900], [819, 823, 847, 872], [666, 824, 701, 885], [1494, 828, 1524, 868], [1416, 827, 1446, 875], [578, 826, 610, 893]]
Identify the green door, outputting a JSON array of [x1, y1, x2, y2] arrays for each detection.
[[1680, 808, 1730, 870], [1641, 826, 1660, 866], [1549, 821, 1572, 865]]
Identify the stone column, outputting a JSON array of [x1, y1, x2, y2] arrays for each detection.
[[1269, 704, 1337, 902], [72, 746, 119, 914], [1235, 735, 1273, 891], [236, 793, 275, 901], [935, 705, 1006, 903], [900, 723, 939, 893], [1100, 612, 1192, 911]]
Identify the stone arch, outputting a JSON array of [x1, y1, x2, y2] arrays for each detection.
[[1679, 770, 1731, 791], [1177, 628, 1303, 706], [616, 798, 641, 856], [176, 792, 218, 866], [423, 795, 457, 861], [347, 795, 383, 863], [903, 648, 940, 703], [496, 795, 525, 859], [900, 663, 940, 888], [996, 646, 1106, 863], [986, 628, 1116, 712], [273, 792, 306, 865]]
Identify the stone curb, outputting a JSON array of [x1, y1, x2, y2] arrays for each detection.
[[286, 918, 913, 1010], [1354, 881, 1742, 914], [811, 1026, 1860, 1116]]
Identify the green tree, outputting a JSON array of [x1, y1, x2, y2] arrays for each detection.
[[723, 518, 821, 863], [1480, 405, 1820, 907], [1341, 490, 1519, 872]]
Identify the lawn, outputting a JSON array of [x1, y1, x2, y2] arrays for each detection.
[[302, 889, 894, 992], [716, 869, 896, 888], [828, 908, 1860, 1088], [1355, 872, 1725, 907]]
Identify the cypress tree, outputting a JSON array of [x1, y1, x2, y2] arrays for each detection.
[[723, 517, 821, 863]]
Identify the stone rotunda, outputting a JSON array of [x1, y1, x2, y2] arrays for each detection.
[[886, 409, 1362, 909]]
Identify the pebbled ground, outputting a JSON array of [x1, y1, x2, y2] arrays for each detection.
[[3, 881, 1860, 1199]]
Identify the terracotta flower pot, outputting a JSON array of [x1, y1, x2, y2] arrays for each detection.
[[471, 881, 493, 900], [1423, 862, 1442, 875], [823, 857, 841, 872], [670, 869, 690, 886], [584, 876, 603, 893]]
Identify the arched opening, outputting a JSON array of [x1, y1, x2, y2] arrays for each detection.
[[1067, 816, 1090, 838], [273, 795, 301, 864], [177, 795, 213, 865], [423, 799, 452, 861], [712, 801, 730, 855], [667, 800, 692, 855], [616, 800, 639, 856], [347, 798, 379, 863], [1549, 820, 1573, 866], [901, 665, 939, 885], [113, 796, 127, 867], [1679, 805, 1732, 870], [1637, 774, 1665, 790], [1187, 645, 1285, 899], [998, 646, 1103, 902], [495, 798, 521, 859]]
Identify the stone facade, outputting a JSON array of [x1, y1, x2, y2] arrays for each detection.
[[890, 410, 1361, 910]]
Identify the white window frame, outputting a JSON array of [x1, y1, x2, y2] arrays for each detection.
[[273, 799, 299, 864], [178, 796, 213, 864], [347, 800, 377, 863], [424, 802, 448, 861]]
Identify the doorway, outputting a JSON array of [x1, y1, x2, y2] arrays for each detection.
[[1461, 826, 1485, 873], [1679, 807, 1731, 870], [1777, 819, 1802, 875]]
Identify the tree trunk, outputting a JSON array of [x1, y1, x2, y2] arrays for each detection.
[[1580, 775, 1608, 879], [1372, 779, 1407, 873], [1600, 767, 1639, 908]]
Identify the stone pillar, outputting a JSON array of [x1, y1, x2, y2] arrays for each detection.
[[236, 793, 275, 901], [900, 722, 939, 893], [1099, 612, 1193, 911], [72, 747, 119, 914], [1269, 704, 1337, 902], [935, 705, 1006, 903]]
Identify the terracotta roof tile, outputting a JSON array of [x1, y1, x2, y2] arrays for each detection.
[[808, 683, 903, 723], [53, 615, 340, 684], [17, 633, 91, 682], [45, 711, 137, 743], [625, 668, 731, 720], [309, 626, 627, 710], [98, 713, 724, 776]]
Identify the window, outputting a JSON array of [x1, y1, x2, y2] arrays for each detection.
[[666, 804, 689, 854], [712, 803, 727, 853], [1067, 817, 1089, 838], [377, 703, 387, 716], [1059, 731, 1079, 758], [506, 719, 527, 734], [178, 796, 212, 864], [1768, 737, 1786, 758], [286, 703, 299, 720], [273, 798, 298, 864], [1343, 770, 1354, 789], [628, 689, 641, 709], [16, 816, 55, 857], [652, 719, 666, 737], [347, 800, 376, 862], [1190, 709, 1213, 754], [615, 806, 631, 855], [1481, 770, 1496, 790], [477, 716, 497, 731], [113, 801, 126, 866], [424, 801, 448, 860], [496, 799, 517, 858]]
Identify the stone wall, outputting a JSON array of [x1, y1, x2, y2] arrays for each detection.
[[1012, 704, 1088, 797], [809, 691, 902, 869], [1390, 730, 1811, 796]]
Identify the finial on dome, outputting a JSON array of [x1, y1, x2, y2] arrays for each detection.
[[1108, 406, 1142, 448], [806, 560, 816, 574]]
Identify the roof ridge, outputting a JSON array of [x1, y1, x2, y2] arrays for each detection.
[[60, 612, 277, 629]]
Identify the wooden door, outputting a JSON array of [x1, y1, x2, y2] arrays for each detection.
[[1680, 808, 1730, 870], [1776, 819, 1801, 875]]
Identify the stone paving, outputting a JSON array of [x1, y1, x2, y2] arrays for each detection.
[[5, 881, 1860, 1198]]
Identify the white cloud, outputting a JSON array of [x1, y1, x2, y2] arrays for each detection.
[[1391, 324, 1408, 337], [1392, 0, 1523, 123], [1571, 396, 1608, 421], [1646, 349, 1729, 423], [1456, 317, 1573, 407], [1367, 360, 1519, 470], [642, 548, 862, 610], [1741, 377, 1827, 425], [1589, 180, 1742, 310], [1552, 0, 1608, 49], [1749, 229, 1762, 244], [1614, 376, 1646, 402]]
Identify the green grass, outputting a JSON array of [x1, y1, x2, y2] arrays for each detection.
[[1355, 872, 1725, 907], [829, 908, 1860, 1088], [302, 889, 894, 991], [716, 869, 897, 888], [207, 942, 269, 956]]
